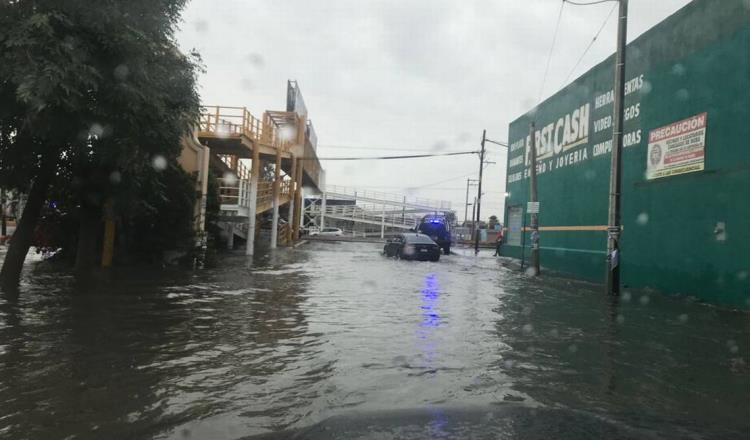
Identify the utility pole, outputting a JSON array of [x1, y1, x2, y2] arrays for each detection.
[[464, 179, 471, 224], [529, 122, 540, 275], [474, 130, 486, 254], [606, 0, 628, 296], [471, 196, 477, 241], [464, 178, 478, 224]]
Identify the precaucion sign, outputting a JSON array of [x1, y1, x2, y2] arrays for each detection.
[[647, 112, 707, 180]]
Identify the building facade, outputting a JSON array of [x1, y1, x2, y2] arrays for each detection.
[[503, 0, 750, 308]]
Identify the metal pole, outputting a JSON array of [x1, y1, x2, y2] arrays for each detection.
[[474, 130, 486, 254], [471, 196, 477, 242], [606, 0, 628, 295], [529, 122, 540, 275], [464, 179, 470, 224]]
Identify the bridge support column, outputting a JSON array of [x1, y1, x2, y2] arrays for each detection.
[[287, 155, 296, 243], [226, 223, 235, 250], [381, 204, 385, 239], [320, 192, 327, 230], [270, 150, 281, 249], [293, 157, 303, 240], [246, 148, 260, 256]]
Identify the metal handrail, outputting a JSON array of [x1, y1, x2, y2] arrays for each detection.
[[324, 184, 452, 210], [199, 105, 294, 151]]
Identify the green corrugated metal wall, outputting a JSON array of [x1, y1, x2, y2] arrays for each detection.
[[503, 0, 750, 308]]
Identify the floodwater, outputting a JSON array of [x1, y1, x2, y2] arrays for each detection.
[[0, 241, 748, 439]]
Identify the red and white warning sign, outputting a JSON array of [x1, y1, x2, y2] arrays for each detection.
[[647, 112, 707, 180]]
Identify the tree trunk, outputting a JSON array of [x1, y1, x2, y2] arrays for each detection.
[[0, 152, 58, 291], [74, 206, 101, 282]]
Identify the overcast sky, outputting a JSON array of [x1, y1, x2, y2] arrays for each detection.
[[178, 0, 692, 222]]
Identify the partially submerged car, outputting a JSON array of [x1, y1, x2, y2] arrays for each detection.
[[383, 233, 441, 261]]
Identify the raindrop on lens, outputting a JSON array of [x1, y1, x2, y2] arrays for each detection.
[[621, 291, 632, 302], [616, 314, 625, 325], [114, 64, 129, 81], [640, 295, 650, 305], [678, 314, 689, 323], [636, 212, 649, 226], [568, 344, 578, 353], [152, 155, 167, 171], [676, 89, 690, 101], [737, 271, 748, 281], [640, 80, 653, 95], [522, 324, 534, 334], [672, 63, 686, 76], [279, 126, 297, 142], [109, 171, 121, 184], [89, 123, 104, 138], [223, 172, 238, 186]]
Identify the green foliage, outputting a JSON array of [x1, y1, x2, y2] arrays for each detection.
[[124, 163, 197, 260], [0, 0, 202, 263]]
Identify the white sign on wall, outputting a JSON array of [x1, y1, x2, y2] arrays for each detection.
[[647, 113, 707, 180]]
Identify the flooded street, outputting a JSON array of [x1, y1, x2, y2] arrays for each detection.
[[1, 241, 749, 439]]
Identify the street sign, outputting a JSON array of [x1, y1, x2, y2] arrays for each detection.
[[527, 202, 540, 214]]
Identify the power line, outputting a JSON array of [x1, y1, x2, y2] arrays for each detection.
[[311, 151, 478, 161], [564, 0, 617, 6], [319, 144, 468, 153], [562, 2, 618, 86], [538, 0, 566, 102]]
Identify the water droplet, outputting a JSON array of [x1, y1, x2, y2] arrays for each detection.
[[194, 20, 208, 33], [525, 267, 538, 276], [89, 123, 104, 138], [522, 324, 534, 334], [240, 78, 253, 91], [636, 212, 649, 226], [548, 328, 559, 338], [215, 124, 231, 139], [730, 345, 739, 354], [503, 359, 515, 369], [222, 172, 238, 186], [278, 125, 297, 142], [109, 171, 121, 184], [640, 80, 653, 95], [676, 89, 690, 101], [678, 313, 689, 323], [672, 63, 686, 76], [246, 53, 264, 68], [621, 291, 632, 302], [152, 155, 167, 171], [616, 314, 625, 325], [737, 271, 748, 281], [431, 141, 448, 152], [639, 295, 651, 305], [568, 344, 578, 353], [113, 64, 129, 81], [584, 170, 596, 181]]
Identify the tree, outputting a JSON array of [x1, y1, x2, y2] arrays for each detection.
[[0, 0, 200, 288]]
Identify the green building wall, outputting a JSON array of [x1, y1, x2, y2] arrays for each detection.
[[503, 0, 750, 308]]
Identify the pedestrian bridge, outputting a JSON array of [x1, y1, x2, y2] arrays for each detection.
[[195, 81, 324, 254], [305, 185, 454, 237]]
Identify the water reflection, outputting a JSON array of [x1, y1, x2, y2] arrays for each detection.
[[0, 242, 748, 439]]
